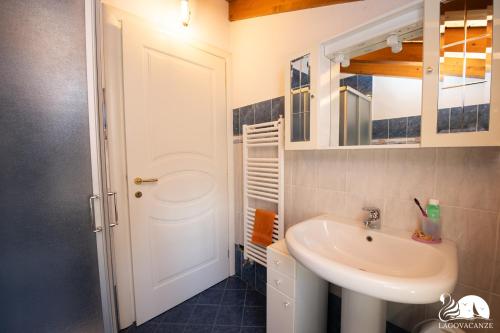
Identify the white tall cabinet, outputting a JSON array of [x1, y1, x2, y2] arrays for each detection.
[[266, 240, 328, 333]]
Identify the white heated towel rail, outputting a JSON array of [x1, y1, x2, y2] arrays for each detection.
[[243, 119, 284, 267]]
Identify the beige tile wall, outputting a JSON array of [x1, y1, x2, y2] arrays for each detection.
[[234, 144, 500, 331]]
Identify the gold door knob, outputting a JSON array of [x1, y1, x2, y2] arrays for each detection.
[[134, 177, 158, 185]]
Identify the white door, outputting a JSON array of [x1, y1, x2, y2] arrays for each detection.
[[121, 16, 229, 325]]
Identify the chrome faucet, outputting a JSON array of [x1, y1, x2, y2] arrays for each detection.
[[362, 207, 381, 229]]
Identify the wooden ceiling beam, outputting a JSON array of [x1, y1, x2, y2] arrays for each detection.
[[228, 0, 360, 21], [340, 58, 486, 79], [353, 43, 423, 62], [440, 58, 486, 78], [340, 61, 423, 79]]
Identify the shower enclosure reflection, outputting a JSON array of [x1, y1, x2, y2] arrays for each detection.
[[334, 23, 424, 146]]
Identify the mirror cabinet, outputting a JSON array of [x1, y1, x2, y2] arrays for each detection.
[[285, 0, 500, 150], [284, 47, 332, 150]]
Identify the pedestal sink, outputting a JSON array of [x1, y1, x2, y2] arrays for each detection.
[[285, 215, 458, 333]]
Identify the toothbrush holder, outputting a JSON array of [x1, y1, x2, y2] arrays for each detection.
[[414, 214, 442, 243]]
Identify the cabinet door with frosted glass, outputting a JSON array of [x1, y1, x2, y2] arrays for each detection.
[[422, 0, 500, 146], [285, 53, 316, 149]]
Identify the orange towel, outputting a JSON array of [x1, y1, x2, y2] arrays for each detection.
[[251, 209, 276, 247]]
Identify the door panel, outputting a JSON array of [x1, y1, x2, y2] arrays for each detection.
[[0, 0, 104, 332], [146, 49, 215, 159], [150, 210, 216, 284], [121, 16, 229, 324]]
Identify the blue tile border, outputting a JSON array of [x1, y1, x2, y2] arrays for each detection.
[[340, 74, 373, 96], [240, 105, 255, 129], [235, 244, 242, 277], [235, 245, 266, 296], [233, 97, 285, 136], [233, 109, 240, 136], [372, 116, 420, 143], [341, 75, 358, 92], [271, 96, 285, 121], [407, 116, 421, 138], [437, 103, 490, 134], [463, 105, 478, 132], [234, 99, 489, 138], [449, 106, 464, 133], [357, 75, 373, 96], [242, 261, 256, 289], [370, 103, 489, 143], [478, 103, 490, 131], [437, 108, 450, 133], [254, 100, 272, 124], [388, 117, 408, 139], [372, 119, 389, 140]]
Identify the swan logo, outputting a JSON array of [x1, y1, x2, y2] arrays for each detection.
[[438, 293, 493, 329]]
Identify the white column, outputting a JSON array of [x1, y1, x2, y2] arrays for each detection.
[[341, 288, 387, 333]]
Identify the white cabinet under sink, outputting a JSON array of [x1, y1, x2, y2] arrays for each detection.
[[266, 239, 328, 333]]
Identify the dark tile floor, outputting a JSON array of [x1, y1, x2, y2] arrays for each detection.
[[121, 275, 409, 333], [121, 276, 265, 333]]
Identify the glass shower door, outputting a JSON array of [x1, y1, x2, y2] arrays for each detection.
[[0, 1, 107, 332]]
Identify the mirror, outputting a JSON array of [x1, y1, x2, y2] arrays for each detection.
[[290, 54, 311, 142], [437, 0, 492, 134], [334, 24, 424, 146]]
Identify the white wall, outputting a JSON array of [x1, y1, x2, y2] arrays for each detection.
[[103, 0, 230, 51], [229, 0, 413, 108], [372, 76, 422, 120], [438, 74, 491, 108]]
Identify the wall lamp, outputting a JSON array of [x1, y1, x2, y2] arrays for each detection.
[[180, 0, 191, 27]]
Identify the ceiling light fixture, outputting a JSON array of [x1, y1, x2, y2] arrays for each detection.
[[334, 53, 350, 68], [387, 33, 403, 54], [180, 0, 191, 27]]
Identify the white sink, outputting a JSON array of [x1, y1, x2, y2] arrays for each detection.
[[285, 215, 458, 333]]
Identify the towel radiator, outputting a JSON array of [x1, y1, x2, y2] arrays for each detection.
[[242, 118, 285, 267]]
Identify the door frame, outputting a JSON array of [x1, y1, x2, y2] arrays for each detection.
[[99, 5, 235, 328], [86, 1, 119, 332]]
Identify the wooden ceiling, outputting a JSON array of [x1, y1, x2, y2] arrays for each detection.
[[226, 1, 491, 80], [341, 25, 491, 79], [341, 43, 488, 79], [227, 0, 360, 21]]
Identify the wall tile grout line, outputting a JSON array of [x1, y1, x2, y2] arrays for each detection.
[[476, 105, 479, 132], [488, 213, 500, 295]]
